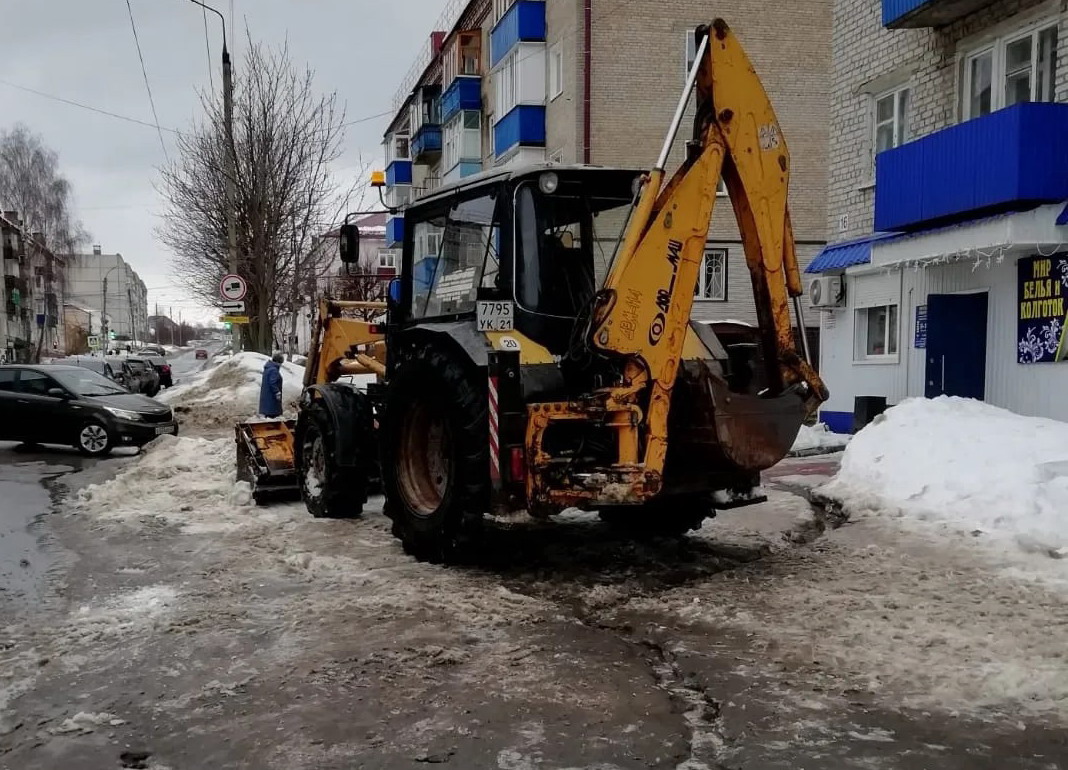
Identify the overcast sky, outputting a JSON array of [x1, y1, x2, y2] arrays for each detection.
[[0, 0, 444, 325]]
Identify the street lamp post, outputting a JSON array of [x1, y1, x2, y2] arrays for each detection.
[[100, 263, 121, 353], [189, 0, 241, 355]]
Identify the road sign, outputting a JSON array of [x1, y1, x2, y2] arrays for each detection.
[[221, 300, 245, 313], [219, 274, 248, 302], [220, 315, 250, 324], [87, 335, 100, 349]]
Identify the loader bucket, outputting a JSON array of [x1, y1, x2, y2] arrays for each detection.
[[235, 419, 300, 504]]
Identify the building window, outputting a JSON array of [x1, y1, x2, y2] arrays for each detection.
[[695, 248, 727, 301], [549, 42, 563, 100], [854, 305, 899, 360], [685, 30, 698, 80], [444, 112, 482, 171], [378, 249, 398, 270], [962, 23, 1058, 119], [494, 0, 515, 23], [874, 87, 910, 155], [386, 134, 410, 163]]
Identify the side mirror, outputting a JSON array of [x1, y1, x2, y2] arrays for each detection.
[[339, 223, 360, 264], [47, 387, 68, 399], [388, 277, 402, 305]]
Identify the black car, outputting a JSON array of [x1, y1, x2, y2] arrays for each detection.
[[137, 354, 173, 388], [0, 365, 177, 456], [106, 356, 154, 396], [43, 355, 118, 382], [126, 357, 161, 397]]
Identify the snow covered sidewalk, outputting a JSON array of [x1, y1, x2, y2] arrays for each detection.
[[821, 396, 1068, 558]]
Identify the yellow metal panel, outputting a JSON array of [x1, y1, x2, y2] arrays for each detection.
[[482, 330, 557, 365]]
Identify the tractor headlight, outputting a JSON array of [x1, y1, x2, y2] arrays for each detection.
[[538, 171, 559, 194], [104, 406, 143, 421]]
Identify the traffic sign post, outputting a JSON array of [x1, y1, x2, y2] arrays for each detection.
[[219, 274, 248, 352]]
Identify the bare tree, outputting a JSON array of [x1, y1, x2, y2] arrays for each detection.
[[0, 124, 90, 254], [158, 37, 354, 353]]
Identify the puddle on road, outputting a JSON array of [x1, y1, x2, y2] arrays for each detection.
[[0, 460, 74, 608]]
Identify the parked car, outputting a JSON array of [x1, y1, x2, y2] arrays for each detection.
[[136, 344, 167, 357], [195, 349, 208, 360], [42, 355, 119, 383], [0, 365, 177, 455], [126, 357, 161, 397], [137, 354, 172, 388], [106, 356, 151, 395]]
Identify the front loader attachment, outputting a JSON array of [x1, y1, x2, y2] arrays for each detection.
[[235, 419, 300, 504]]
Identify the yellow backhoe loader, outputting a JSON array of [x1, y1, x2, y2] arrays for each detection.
[[237, 20, 828, 561]]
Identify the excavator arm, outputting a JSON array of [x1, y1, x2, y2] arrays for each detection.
[[526, 20, 827, 511]]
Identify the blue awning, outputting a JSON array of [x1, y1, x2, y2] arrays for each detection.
[[806, 232, 899, 273]]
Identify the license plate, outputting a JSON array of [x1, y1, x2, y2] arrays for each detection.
[[477, 301, 514, 332], [155, 425, 176, 436]]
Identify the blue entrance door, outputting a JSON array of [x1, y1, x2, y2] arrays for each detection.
[[924, 292, 988, 400]]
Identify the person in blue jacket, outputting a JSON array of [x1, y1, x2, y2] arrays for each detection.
[[259, 353, 284, 418]]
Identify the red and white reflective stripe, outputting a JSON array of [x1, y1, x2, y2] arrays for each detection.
[[488, 375, 500, 480]]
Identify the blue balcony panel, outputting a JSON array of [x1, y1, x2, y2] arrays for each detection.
[[883, 0, 997, 28], [444, 161, 483, 184], [386, 159, 412, 187], [494, 105, 546, 159], [491, 1, 547, 66], [386, 216, 404, 248], [875, 103, 1068, 233], [441, 77, 482, 123], [411, 126, 442, 161]]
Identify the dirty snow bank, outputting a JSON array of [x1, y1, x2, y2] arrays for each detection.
[[822, 397, 1068, 554], [158, 352, 304, 429], [790, 422, 850, 455], [76, 434, 259, 531]]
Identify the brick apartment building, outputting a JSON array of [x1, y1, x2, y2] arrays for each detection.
[[379, 0, 831, 332], [810, 0, 1068, 430]]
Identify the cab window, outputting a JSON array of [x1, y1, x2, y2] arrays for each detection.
[[411, 191, 501, 319], [0, 370, 15, 392]]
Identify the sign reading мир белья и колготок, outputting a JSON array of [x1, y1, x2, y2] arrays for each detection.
[[1018, 254, 1068, 364]]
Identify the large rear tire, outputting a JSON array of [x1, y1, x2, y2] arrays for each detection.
[[298, 401, 366, 519], [598, 495, 713, 537], [382, 343, 487, 563]]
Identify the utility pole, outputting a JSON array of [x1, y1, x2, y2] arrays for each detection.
[[101, 275, 108, 353], [190, 0, 241, 355]]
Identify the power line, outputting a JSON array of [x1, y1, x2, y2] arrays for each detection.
[[124, 0, 170, 162], [0, 77, 181, 134]]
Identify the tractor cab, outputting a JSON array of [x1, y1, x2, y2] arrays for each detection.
[[394, 165, 642, 355]]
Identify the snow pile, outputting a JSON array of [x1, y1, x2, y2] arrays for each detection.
[[77, 435, 255, 529], [158, 352, 305, 430], [790, 422, 851, 455], [821, 397, 1068, 554]]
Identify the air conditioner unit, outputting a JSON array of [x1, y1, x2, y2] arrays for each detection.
[[809, 275, 844, 308]]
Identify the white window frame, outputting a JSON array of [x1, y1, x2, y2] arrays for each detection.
[[548, 41, 563, 100], [872, 86, 910, 176], [961, 19, 1058, 120], [443, 112, 482, 171], [695, 247, 727, 301], [685, 29, 700, 82], [386, 133, 411, 163], [494, 0, 515, 23], [853, 304, 900, 363], [378, 249, 398, 270]]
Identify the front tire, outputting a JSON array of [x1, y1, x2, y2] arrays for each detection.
[[298, 401, 365, 519], [382, 343, 487, 563], [76, 421, 113, 457]]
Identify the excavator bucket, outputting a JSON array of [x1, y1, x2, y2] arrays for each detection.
[[235, 419, 300, 504]]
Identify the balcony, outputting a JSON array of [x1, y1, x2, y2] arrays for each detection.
[[874, 103, 1068, 233], [491, 0, 546, 66], [385, 159, 413, 187], [494, 105, 546, 159], [441, 77, 482, 124], [386, 216, 404, 248], [883, 0, 995, 28], [412, 125, 443, 162]]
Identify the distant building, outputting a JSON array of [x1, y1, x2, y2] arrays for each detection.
[[1, 211, 67, 362], [65, 246, 149, 344]]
